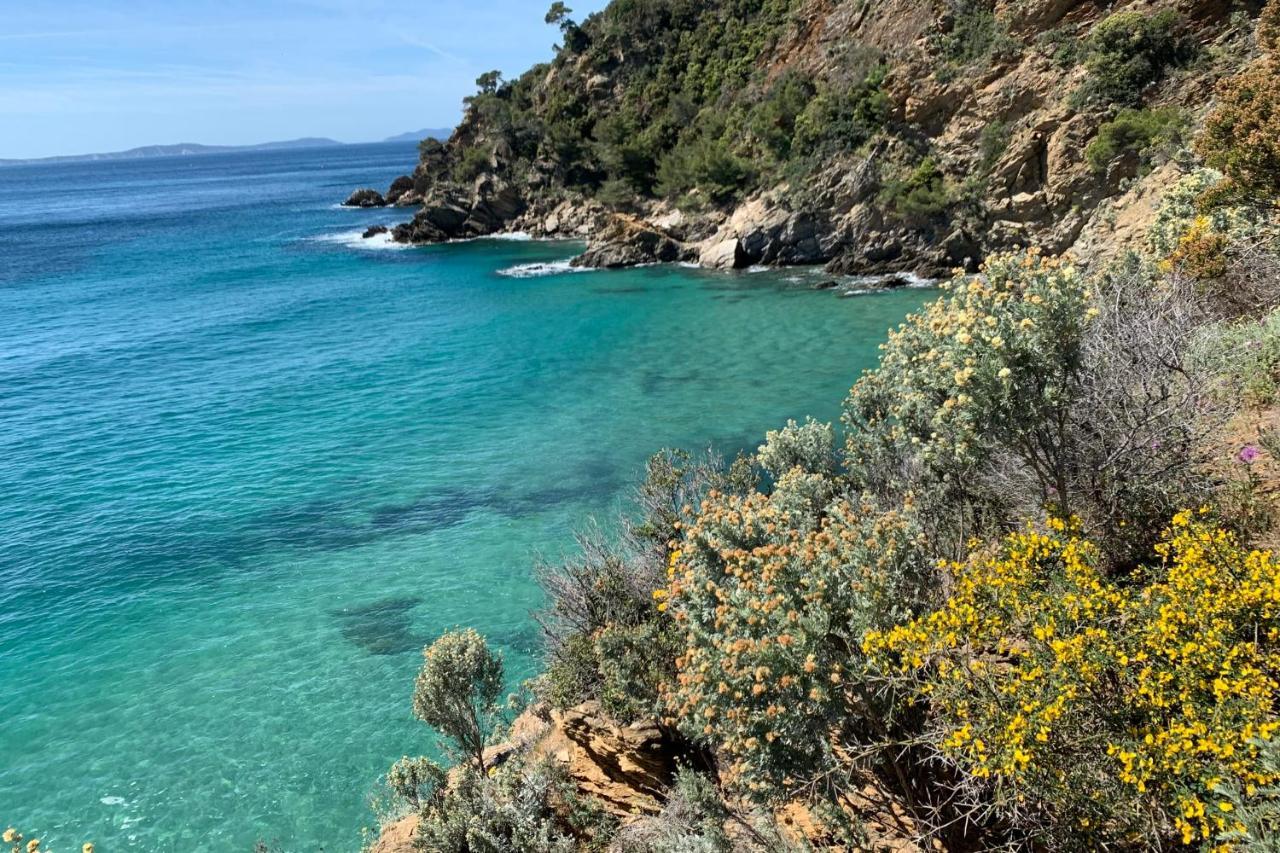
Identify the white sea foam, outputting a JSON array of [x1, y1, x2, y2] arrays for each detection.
[[839, 272, 938, 296], [101, 796, 127, 806], [310, 229, 406, 251], [496, 259, 592, 278], [485, 231, 534, 242]]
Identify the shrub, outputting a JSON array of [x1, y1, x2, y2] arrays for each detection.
[[1191, 307, 1280, 407], [1147, 168, 1278, 295], [790, 66, 889, 161], [749, 70, 816, 161], [656, 133, 754, 204], [665, 478, 932, 805], [1263, 0, 1280, 54], [1216, 735, 1280, 849], [412, 629, 505, 773], [415, 757, 616, 852], [877, 158, 951, 222], [844, 250, 1091, 518], [538, 451, 745, 721], [612, 768, 735, 853], [1078, 10, 1186, 107], [1196, 52, 1280, 207], [386, 755, 448, 812], [865, 513, 1280, 848], [1147, 169, 1236, 258], [1036, 24, 1083, 69], [756, 417, 837, 480], [1084, 107, 1184, 173], [451, 146, 493, 184], [846, 251, 1219, 568], [935, 0, 1019, 69], [1056, 261, 1221, 567]]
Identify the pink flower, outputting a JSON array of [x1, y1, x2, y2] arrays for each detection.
[[1239, 445, 1261, 464]]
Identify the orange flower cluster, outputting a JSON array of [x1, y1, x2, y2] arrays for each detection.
[[663, 480, 927, 799]]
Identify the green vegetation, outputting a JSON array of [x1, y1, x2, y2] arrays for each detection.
[[876, 157, 951, 222], [1192, 308, 1280, 407], [412, 757, 614, 852], [412, 629, 505, 773], [374, 6, 1280, 852], [419, 0, 900, 207], [1197, 17, 1280, 207], [1084, 107, 1184, 173], [1077, 10, 1188, 107], [934, 0, 1019, 78], [537, 449, 742, 722]]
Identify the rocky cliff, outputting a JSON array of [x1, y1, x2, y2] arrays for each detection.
[[350, 0, 1268, 277]]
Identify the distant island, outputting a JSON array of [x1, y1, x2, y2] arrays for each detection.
[[382, 128, 453, 144], [0, 129, 454, 166]]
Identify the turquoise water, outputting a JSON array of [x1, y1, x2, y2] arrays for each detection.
[[0, 143, 928, 851]]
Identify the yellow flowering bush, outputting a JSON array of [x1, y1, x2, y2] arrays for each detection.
[[865, 513, 1280, 848], [844, 250, 1091, 516], [664, 472, 932, 805]]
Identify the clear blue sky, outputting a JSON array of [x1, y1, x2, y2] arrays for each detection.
[[0, 0, 609, 159]]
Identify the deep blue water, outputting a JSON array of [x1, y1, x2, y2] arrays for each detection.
[[0, 142, 928, 851]]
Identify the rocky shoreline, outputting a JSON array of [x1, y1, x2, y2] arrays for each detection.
[[342, 176, 977, 277]]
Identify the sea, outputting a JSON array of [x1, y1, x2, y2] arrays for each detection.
[[0, 141, 929, 851]]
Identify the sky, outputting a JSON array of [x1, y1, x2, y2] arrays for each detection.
[[0, 0, 609, 159]]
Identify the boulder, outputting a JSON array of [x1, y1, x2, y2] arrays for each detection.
[[572, 214, 690, 269], [699, 237, 750, 270], [362, 224, 389, 239], [343, 188, 386, 208], [715, 200, 836, 267], [385, 175, 415, 205]]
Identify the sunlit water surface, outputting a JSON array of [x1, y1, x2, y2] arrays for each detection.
[[0, 143, 930, 850]]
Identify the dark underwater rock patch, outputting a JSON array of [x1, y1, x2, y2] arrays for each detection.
[[332, 596, 425, 656]]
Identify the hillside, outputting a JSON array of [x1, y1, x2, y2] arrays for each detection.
[[0, 137, 344, 166], [354, 2, 1280, 852], [355, 0, 1266, 278]]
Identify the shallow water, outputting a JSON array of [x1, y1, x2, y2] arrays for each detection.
[[0, 142, 930, 850]]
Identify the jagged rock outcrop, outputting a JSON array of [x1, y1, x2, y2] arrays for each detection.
[[371, 702, 690, 851], [390, 177, 528, 243], [343, 187, 386, 208], [571, 214, 693, 269], [385, 175, 416, 205], [541, 701, 684, 817], [362, 224, 389, 239]]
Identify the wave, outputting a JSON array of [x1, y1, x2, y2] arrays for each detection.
[[840, 272, 938, 296], [309, 229, 407, 251], [496, 259, 593, 278]]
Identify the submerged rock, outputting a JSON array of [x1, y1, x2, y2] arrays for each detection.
[[331, 596, 423, 656], [343, 188, 386, 208]]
